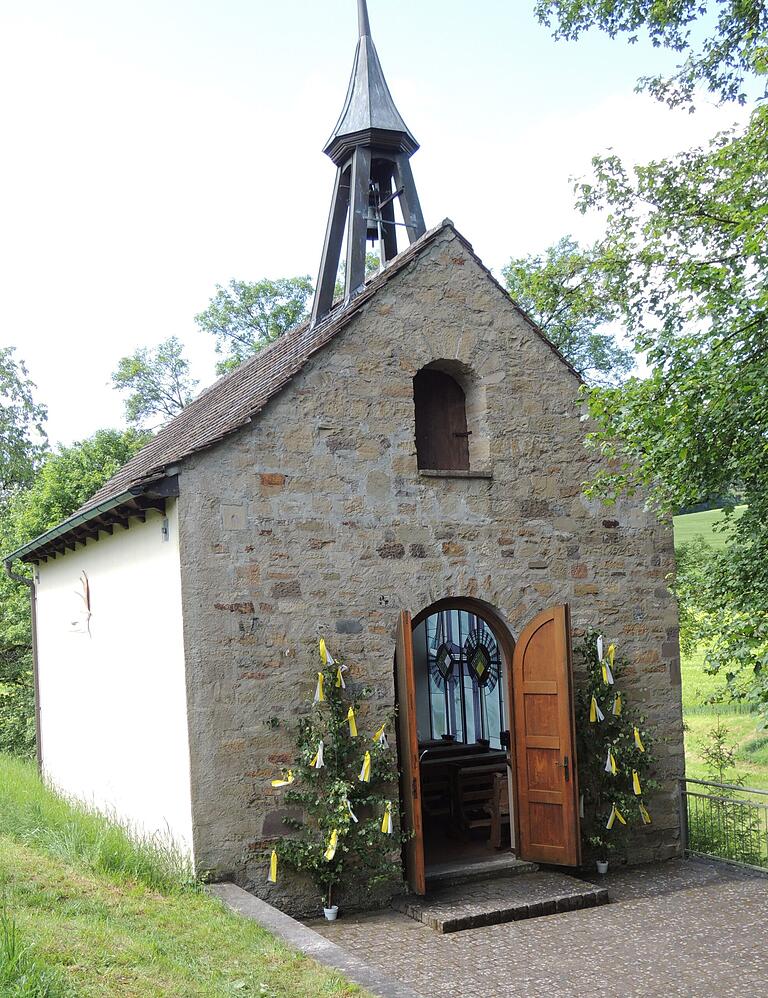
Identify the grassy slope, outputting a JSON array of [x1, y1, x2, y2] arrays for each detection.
[[0, 757, 367, 998], [673, 506, 768, 791]]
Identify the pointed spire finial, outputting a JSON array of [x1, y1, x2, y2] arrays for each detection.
[[310, 0, 426, 326], [358, 0, 371, 38]]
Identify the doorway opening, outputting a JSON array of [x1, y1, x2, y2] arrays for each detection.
[[410, 602, 516, 871]]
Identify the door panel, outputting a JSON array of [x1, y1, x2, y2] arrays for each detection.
[[395, 610, 426, 894], [513, 605, 581, 866]]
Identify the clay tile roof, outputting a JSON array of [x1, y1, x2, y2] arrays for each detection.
[[7, 218, 580, 564], [80, 220, 456, 514]]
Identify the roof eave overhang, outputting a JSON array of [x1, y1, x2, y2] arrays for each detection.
[[3, 475, 180, 567], [323, 128, 419, 167]]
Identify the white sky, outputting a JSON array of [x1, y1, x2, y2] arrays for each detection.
[[0, 1, 746, 445]]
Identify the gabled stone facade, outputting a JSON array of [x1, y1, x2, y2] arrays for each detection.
[[175, 223, 683, 913]]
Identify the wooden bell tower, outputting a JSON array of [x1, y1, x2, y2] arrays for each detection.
[[311, 0, 427, 326]]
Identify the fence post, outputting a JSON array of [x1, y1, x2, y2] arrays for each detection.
[[679, 779, 689, 855]]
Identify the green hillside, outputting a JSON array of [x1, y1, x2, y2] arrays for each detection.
[[672, 505, 746, 549], [672, 505, 767, 790]]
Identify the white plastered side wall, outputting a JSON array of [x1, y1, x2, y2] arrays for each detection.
[[34, 500, 194, 853]]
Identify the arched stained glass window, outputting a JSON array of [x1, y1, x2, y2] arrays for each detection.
[[424, 610, 504, 748]]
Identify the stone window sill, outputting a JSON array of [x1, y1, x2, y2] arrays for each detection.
[[419, 468, 493, 480]]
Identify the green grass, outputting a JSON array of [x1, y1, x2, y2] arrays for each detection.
[[0, 757, 368, 998], [0, 909, 72, 998], [674, 506, 768, 793], [672, 504, 746, 550], [683, 711, 768, 792]]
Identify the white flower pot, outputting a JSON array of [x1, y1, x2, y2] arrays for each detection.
[[323, 905, 339, 921], [596, 860, 609, 875]]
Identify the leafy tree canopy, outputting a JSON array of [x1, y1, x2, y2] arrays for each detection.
[[1, 428, 150, 676], [0, 348, 47, 508], [195, 277, 313, 375], [535, 0, 768, 106], [503, 237, 634, 384], [112, 337, 198, 427], [535, 1, 768, 716]]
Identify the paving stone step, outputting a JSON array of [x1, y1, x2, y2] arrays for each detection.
[[393, 870, 610, 933], [425, 854, 538, 889]]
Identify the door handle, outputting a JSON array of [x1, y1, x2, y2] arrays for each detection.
[[556, 755, 570, 782]]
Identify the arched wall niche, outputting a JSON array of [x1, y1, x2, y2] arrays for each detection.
[[412, 359, 490, 472]]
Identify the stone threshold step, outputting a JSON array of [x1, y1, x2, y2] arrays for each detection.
[[425, 854, 538, 889], [393, 871, 610, 933]]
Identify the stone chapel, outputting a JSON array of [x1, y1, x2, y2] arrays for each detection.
[[6, 0, 684, 914]]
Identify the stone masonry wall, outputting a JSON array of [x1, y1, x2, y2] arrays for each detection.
[[176, 226, 683, 916]]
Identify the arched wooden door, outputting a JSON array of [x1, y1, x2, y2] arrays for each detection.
[[512, 605, 581, 866]]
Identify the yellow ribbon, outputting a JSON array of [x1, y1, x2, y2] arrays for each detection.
[[607, 643, 616, 667], [612, 693, 622, 716], [381, 801, 393, 834], [606, 804, 626, 830], [310, 740, 324, 769], [347, 707, 358, 737], [268, 849, 278, 883], [372, 722, 389, 749], [589, 696, 604, 723], [605, 747, 617, 775], [314, 672, 325, 704], [336, 666, 347, 689], [271, 771, 295, 788], [345, 798, 358, 823], [632, 769, 642, 796], [601, 660, 615, 686], [634, 727, 645, 752], [319, 638, 334, 666], [324, 829, 339, 862], [639, 802, 652, 825], [359, 751, 371, 783]]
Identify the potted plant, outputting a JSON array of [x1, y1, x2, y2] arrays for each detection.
[[269, 642, 403, 918], [575, 629, 657, 874]]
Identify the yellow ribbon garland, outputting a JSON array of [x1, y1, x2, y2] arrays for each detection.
[[324, 829, 339, 862], [639, 802, 652, 825], [634, 727, 645, 752], [606, 804, 626, 830], [314, 672, 326, 704], [347, 707, 358, 737], [632, 769, 642, 796], [271, 771, 295, 788], [268, 849, 278, 883], [590, 696, 605, 723], [381, 801, 393, 834], [359, 751, 371, 783]]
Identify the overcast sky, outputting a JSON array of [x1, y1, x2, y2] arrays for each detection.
[[1, 0, 745, 445]]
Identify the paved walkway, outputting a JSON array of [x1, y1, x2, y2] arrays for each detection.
[[308, 858, 768, 997]]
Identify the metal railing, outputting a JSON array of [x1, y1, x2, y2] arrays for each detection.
[[680, 777, 768, 870]]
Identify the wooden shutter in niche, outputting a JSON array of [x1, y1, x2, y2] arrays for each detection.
[[413, 369, 470, 471]]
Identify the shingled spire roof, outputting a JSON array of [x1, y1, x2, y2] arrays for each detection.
[[323, 0, 418, 166], [311, 0, 426, 325]]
